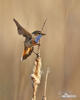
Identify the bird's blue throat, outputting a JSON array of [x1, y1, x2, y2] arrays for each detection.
[[35, 34, 42, 43]]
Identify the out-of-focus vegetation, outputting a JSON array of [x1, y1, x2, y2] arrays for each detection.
[[0, 0, 80, 100]]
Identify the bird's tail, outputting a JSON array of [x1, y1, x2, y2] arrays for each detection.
[[21, 47, 34, 61]]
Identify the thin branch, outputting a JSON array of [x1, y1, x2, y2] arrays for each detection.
[[42, 68, 50, 100], [41, 18, 47, 32]]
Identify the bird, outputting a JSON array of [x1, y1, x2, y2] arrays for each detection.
[[13, 18, 46, 61]]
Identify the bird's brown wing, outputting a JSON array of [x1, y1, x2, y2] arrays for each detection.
[[22, 46, 34, 60], [13, 18, 32, 40]]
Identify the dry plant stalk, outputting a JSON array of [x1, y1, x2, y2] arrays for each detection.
[[42, 69, 49, 100], [31, 55, 42, 100]]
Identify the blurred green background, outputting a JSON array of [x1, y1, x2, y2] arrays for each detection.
[[0, 0, 80, 100]]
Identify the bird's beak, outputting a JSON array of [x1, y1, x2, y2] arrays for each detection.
[[41, 33, 46, 35]]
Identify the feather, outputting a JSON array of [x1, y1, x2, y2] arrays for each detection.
[[22, 47, 34, 60], [35, 34, 42, 43], [13, 18, 32, 40]]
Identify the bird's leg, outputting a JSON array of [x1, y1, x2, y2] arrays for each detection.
[[37, 40, 40, 56], [33, 51, 40, 57], [37, 43, 40, 46]]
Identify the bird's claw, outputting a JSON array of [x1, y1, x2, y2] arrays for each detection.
[[36, 53, 40, 57]]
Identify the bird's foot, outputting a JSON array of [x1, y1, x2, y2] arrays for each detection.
[[36, 53, 40, 58], [33, 51, 40, 57]]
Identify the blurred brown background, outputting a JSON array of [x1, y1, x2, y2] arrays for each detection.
[[0, 0, 80, 100]]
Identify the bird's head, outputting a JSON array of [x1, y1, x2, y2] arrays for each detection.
[[32, 30, 46, 36]]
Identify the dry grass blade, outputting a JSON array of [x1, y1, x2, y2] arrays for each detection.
[[42, 68, 50, 100]]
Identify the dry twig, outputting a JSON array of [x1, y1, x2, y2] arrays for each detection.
[[31, 54, 42, 100]]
